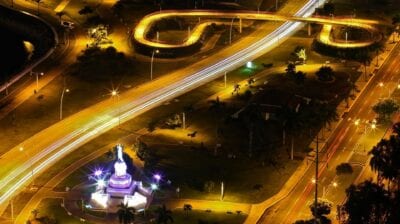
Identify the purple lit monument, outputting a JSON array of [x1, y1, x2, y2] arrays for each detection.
[[106, 144, 136, 197]]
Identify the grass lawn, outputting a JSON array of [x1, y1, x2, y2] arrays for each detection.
[[158, 31, 188, 44], [171, 209, 247, 224], [53, 151, 114, 192], [37, 199, 94, 224], [145, 141, 300, 203]]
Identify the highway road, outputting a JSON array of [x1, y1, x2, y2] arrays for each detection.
[[0, 0, 329, 214], [134, 10, 379, 49], [259, 41, 400, 224]]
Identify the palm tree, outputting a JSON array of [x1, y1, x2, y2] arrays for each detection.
[[392, 122, 400, 135], [117, 202, 135, 224], [343, 180, 390, 224], [369, 134, 400, 189], [355, 50, 371, 81], [388, 190, 400, 223], [279, 107, 304, 160], [156, 204, 173, 224], [242, 103, 265, 157], [320, 103, 338, 132], [392, 14, 400, 42], [374, 43, 385, 66], [183, 204, 192, 217]]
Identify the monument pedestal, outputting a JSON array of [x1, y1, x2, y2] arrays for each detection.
[[107, 174, 136, 198]]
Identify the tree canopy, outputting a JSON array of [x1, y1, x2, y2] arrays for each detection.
[[372, 98, 399, 121], [316, 66, 335, 82]]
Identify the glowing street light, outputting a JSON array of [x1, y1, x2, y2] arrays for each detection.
[[153, 174, 161, 182], [246, 61, 253, 69], [151, 183, 158, 191], [378, 82, 391, 98], [311, 178, 316, 184], [94, 169, 103, 177], [31, 71, 44, 92], [368, 118, 377, 131], [332, 181, 338, 187]]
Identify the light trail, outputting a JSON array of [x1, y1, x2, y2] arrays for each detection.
[[0, 0, 330, 209], [134, 9, 379, 50]]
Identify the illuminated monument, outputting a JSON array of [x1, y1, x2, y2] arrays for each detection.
[[90, 144, 151, 210], [106, 144, 135, 197]]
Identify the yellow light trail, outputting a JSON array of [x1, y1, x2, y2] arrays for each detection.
[[134, 10, 380, 50]]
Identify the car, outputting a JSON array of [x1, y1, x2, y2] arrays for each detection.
[[61, 20, 74, 29]]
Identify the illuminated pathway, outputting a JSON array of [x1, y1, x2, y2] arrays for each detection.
[[134, 10, 380, 50]]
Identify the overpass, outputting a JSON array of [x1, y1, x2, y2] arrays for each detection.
[[134, 10, 381, 50]]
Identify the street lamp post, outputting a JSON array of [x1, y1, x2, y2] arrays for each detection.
[[150, 49, 159, 81], [182, 112, 186, 129], [31, 71, 44, 92], [36, 0, 40, 15], [229, 18, 234, 45], [224, 71, 227, 88], [60, 87, 70, 120], [229, 17, 241, 44], [220, 181, 224, 201]]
